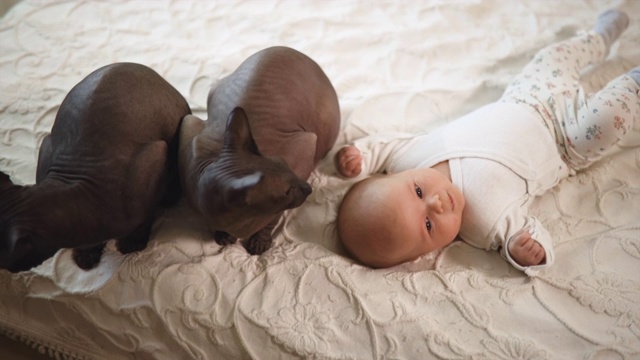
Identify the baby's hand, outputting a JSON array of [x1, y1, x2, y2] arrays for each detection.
[[508, 230, 546, 267], [335, 145, 362, 178]]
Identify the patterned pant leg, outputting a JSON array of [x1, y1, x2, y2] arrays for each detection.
[[499, 32, 610, 168], [563, 73, 640, 168], [502, 32, 607, 107]]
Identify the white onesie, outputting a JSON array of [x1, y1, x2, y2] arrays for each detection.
[[350, 102, 570, 274]]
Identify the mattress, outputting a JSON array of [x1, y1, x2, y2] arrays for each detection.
[[1, 1, 639, 359]]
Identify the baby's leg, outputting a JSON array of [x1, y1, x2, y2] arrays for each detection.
[[564, 68, 640, 168], [501, 32, 609, 149], [503, 10, 628, 102], [500, 10, 630, 168]]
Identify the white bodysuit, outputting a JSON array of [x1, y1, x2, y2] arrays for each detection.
[[351, 102, 568, 274]]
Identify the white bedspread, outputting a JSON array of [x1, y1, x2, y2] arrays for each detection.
[[1, 1, 639, 359]]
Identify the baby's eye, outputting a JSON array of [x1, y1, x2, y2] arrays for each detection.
[[425, 217, 432, 232], [415, 186, 423, 199]]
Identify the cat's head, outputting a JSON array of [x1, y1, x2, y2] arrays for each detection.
[[197, 107, 312, 238]]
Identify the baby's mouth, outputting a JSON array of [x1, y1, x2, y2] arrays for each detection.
[[448, 192, 455, 211]]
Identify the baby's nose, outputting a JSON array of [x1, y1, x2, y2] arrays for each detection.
[[428, 194, 444, 214]]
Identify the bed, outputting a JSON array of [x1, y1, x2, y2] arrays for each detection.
[[1, 1, 639, 359]]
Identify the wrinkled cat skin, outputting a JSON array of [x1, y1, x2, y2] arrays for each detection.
[[0, 63, 191, 272], [179, 46, 340, 254]]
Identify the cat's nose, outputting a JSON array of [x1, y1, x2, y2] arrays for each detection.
[[301, 182, 312, 197], [283, 181, 313, 210], [285, 182, 312, 197]]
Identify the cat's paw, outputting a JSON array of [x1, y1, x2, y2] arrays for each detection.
[[72, 243, 105, 270], [243, 232, 273, 255], [214, 231, 238, 246]]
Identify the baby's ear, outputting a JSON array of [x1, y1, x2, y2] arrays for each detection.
[[223, 107, 261, 156]]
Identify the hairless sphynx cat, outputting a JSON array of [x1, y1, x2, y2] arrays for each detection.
[[179, 46, 340, 255], [0, 63, 191, 272]]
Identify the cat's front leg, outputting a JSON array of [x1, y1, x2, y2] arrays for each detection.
[[243, 219, 278, 255], [214, 231, 238, 246]]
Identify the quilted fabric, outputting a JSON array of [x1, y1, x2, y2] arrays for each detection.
[[0, 1, 639, 359]]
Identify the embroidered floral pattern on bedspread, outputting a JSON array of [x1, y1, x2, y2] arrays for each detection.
[[0, 1, 639, 360], [569, 272, 639, 316]]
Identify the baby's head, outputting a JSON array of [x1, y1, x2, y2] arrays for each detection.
[[337, 167, 465, 268]]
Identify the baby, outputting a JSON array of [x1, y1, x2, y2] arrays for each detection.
[[336, 10, 639, 274]]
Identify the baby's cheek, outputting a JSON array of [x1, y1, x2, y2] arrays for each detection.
[[447, 215, 463, 239]]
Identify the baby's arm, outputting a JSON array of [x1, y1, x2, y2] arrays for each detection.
[[334, 133, 417, 178], [507, 230, 546, 267], [499, 216, 555, 274]]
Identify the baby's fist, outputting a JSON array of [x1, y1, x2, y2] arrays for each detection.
[[335, 145, 362, 178], [508, 230, 546, 267]]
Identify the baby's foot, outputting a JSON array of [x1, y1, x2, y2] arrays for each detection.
[[594, 9, 629, 52], [628, 67, 640, 88], [508, 230, 546, 267], [335, 145, 362, 178]]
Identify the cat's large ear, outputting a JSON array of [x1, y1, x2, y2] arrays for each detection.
[[223, 107, 261, 155], [179, 114, 206, 158]]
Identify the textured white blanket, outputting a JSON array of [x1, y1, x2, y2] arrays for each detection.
[[1, 1, 639, 359]]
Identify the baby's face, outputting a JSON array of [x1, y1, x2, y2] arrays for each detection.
[[340, 167, 465, 267]]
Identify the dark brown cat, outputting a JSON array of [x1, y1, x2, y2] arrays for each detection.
[[0, 62, 191, 272], [179, 46, 340, 254]]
